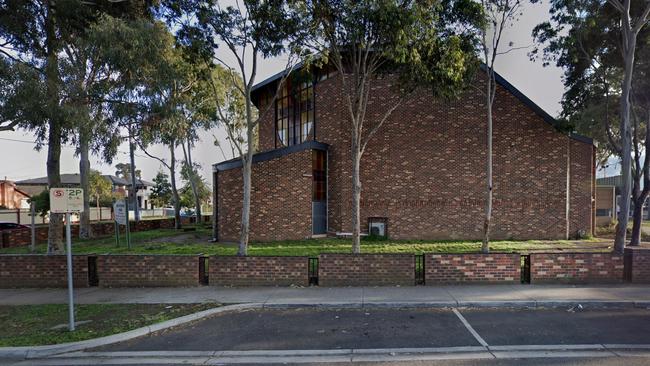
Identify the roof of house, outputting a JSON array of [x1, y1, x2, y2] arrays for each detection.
[[250, 63, 594, 146], [16, 174, 153, 187]]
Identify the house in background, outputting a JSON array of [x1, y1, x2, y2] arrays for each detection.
[[213, 65, 596, 242], [0, 180, 30, 209], [15, 174, 154, 210], [596, 174, 650, 223]]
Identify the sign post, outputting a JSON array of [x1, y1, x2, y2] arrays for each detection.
[[113, 199, 129, 249], [49, 187, 84, 332]]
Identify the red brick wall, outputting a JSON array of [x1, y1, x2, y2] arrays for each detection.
[[569, 140, 595, 238], [0, 255, 89, 288], [0, 218, 177, 248], [426, 253, 520, 283], [97, 255, 198, 287], [625, 247, 650, 283], [530, 252, 623, 283], [318, 254, 414, 286], [209, 256, 308, 286], [252, 73, 595, 240], [217, 150, 313, 242]]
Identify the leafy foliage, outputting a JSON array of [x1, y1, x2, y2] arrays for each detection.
[[149, 171, 173, 208]]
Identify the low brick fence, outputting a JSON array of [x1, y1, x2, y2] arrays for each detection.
[[318, 254, 414, 286], [0, 249, 647, 288], [530, 252, 624, 283], [0, 254, 89, 288], [97, 255, 198, 287], [625, 247, 650, 283], [426, 253, 520, 284], [0, 218, 178, 248], [209, 256, 308, 286]]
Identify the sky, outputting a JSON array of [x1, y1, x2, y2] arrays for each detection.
[[1, 1, 613, 186]]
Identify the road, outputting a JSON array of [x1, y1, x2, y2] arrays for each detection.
[[5, 307, 650, 365]]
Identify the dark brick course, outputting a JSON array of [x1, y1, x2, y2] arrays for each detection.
[[625, 247, 650, 283]]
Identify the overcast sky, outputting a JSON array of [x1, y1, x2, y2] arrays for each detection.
[[2, 1, 604, 186]]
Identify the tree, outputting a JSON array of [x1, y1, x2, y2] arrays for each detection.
[[297, 0, 482, 253], [610, 0, 650, 251], [88, 170, 113, 213], [28, 190, 50, 219], [167, 0, 303, 255], [477, 0, 523, 253], [149, 170, 173, 208], [179, 174, 211, 214], [0, 0, 75, 253], [115, 163, 142, 180], [532, 0, 650, 250]]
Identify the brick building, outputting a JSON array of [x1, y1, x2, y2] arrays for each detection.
[[213, 67, 596, 242]]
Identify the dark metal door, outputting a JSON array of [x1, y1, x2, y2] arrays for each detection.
[[312, 201, 327, 234]]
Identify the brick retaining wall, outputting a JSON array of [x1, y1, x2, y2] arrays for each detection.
[[426, 253, 521, 284], [530, 252, 624, 283], [625, 247, 650, 283], [209, 256, 308, 286], [0, 218, 177, 248], [97, 255, 198, 287], [0, 255, 89, 288], [318, 254, 414, 286]]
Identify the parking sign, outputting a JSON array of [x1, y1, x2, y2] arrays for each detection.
[[114, 200, 127, 225], [49, 188, 84, 213]]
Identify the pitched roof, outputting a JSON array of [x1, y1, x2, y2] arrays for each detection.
[[16, 174, 152, 187], [251, 63, 594, 146]]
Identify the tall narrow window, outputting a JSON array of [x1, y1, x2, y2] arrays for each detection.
[[276, 77, 314, 147]]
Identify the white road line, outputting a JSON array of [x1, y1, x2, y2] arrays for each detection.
[[452, 308, 489, 348]]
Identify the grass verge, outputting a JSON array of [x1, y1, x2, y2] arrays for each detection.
[[0, 303, 219, 347], [0, 227, 611, 256]]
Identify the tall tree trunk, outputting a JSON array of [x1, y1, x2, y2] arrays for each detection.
[[79, 127, 91, 239], [129, 128, 139, 222], [238, 95, 256, 256], [45, 0, 63, 254], [630, 193, 647, 245], [181, 140, 202, 220], [614, 35, 638, 253], [351, 135, 362, 254], [169, 143, 181, 230], [482, 72, 494, 254]]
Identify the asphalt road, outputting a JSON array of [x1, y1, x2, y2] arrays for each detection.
[[97, 307, 650, 351], [6, 307, 650, 366]]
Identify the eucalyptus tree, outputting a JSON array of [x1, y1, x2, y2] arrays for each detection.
[[296, 0, 483, 253], [532, 0, 650, 250], [164, 0, 304, 255], [475, 0, 524, 253]]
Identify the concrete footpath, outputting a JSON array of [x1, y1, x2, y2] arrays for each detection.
[[1, 284, 650, 308]]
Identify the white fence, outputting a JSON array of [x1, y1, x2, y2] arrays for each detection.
[[0, 207, 112, 224]]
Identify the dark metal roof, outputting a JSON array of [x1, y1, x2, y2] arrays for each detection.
[[250, 63, 595, 146], [16, 174, 152, 187], [213, 141, 329, 172]]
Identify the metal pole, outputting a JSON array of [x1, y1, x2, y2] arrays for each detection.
[[125, 198, 131, 250], [30, 201, 36, 253], [65, 212, 75, 331]]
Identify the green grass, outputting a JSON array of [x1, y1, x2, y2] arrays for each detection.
[[0, 225, 612, 256], [0, 303, 219, 346]]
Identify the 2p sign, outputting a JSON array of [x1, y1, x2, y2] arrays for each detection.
[[50, 188, 85, 213]]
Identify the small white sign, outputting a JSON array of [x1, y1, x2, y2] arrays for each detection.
[[114, 200, 127, 225], [49, 188, 84, 213]]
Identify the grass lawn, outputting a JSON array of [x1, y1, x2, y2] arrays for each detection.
[[0, 225, 612, 255], [0, 303, 219, 346]]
